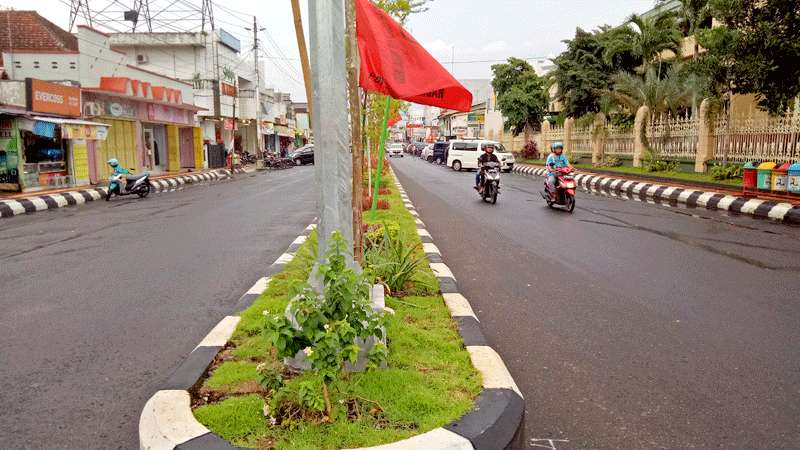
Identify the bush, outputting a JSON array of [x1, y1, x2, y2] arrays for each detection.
[[644, 159, 679, 172], [593, 156, 622, 168], [365, 222, 427, 296], [710, 163, 743, 180], [361, 196, 390, 211], [520, 141, 539, 160]]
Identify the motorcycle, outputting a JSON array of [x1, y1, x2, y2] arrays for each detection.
[[478, 161, 501, 204], [105, 170, 151, 201], [541, 166, 576, 212]]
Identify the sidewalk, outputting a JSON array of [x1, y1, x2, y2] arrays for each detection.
[[0, 167, 250, 219], [512, 163, 800, 225]]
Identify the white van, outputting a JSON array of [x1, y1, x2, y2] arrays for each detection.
[[446, 140, 515, 172]]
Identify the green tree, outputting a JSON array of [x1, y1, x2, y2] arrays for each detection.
[[491, 57, 548, 135], [372, 0, 430, 24], [552, 29, 616, 118], [693, 0, 800, 114], [603, 13, 683, 75], [670, 0, 711, 55]]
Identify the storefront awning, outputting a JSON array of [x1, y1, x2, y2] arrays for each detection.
[[275, 125, 294, 138], [28, 116, 111, 140]]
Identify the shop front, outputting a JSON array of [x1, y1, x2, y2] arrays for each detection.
[[0, 113, 22, 191], [82, 79, 202, 181]]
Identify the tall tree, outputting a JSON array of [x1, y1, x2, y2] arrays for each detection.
[[693, 0, 800, 114], [491, 57, 547, 135], [603, 13, 683, 75], [671, 0, 711, 56], [552, 29, 615, 118], [605, 65, 691, 116]]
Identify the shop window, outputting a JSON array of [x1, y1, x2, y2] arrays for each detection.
[[21, 128, 70, 188]]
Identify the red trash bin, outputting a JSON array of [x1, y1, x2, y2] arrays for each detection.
[[742, 161, 757, 195]]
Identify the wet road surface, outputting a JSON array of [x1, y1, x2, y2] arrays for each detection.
[[0, 167, 316, 449], [392, 156, 800, 450]]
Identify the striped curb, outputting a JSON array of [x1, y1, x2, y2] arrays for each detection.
[[139, 222, 317, 450], [511, 163, 800, 225], [379, 168, 525, 450], [0, 168, 246, 220]]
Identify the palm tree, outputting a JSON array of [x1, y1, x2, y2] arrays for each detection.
[[603, 13, 683, 76], [673, 0, 710, 56], [605, 65, 691, 116]]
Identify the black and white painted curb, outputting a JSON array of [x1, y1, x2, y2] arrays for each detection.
[[139, 223, 316, 450], [386, 170, 526, 450], [0, 168, 246, 220], [512, 163, 800, 225]]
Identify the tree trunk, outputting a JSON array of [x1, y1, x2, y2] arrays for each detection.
[[345, 0, 363, 262]]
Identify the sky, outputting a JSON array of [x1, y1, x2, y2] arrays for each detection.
[[3, 0, 660, 102]]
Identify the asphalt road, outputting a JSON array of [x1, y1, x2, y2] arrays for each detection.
[[391, 156, 800, 450], [0, 167, 317, 449]]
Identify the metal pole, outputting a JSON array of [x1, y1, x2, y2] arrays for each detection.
[[252, 16, 264, 161], [308, 0, 354, 269], [370, 97, 391, 221]]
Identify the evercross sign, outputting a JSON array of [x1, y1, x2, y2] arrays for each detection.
[[25, 78, 81, 117]]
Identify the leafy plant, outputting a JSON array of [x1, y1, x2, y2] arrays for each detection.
[[594, 156, 623, 168], [263, 232, 387, 421], [256, 364, 284, 392], [365, 222, 427, 295], [710, 163, 743, 180], [520, 141, 539, 160], [491, 57, 548, 135]]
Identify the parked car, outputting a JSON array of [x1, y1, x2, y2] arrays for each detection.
[[388, 142, 404, 157], [411, 142, 426, 156], [446, 140, 515, 172], [421, 144, 433, 160], [431, 141, 449, 164], [289, 145, 314, 165]]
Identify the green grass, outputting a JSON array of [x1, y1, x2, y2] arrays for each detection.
[[518, 158, 547, 165], [192, 169, 480, 449]]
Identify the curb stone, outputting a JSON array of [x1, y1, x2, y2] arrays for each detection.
[[372, 168, 525, 450], [511, 163, 800, 225], [0, 168, 247, 220], [139, 222, 317, 450]]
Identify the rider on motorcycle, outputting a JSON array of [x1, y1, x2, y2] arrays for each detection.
[[546, 142, 570, 191], [474, 144, 500, 193], [107, 158, 129, 181]]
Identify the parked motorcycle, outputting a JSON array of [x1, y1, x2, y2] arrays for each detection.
[[541, 166, 576, 212], [105, 171, 151, 201], [478, 161, 501, 204]]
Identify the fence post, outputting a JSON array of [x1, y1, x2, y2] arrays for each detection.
[[564, 117, 575, 158], [695, 99, 715, 173], [591, 113, 606, 164], [539, 120, 550, 157], [633, 105, 650, 167]]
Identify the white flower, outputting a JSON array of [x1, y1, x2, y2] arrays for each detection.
[[269, 416, 278, 426], [303, 347, 313, 356], [256, 363, 266, 372], [323, 324, 330, 331], [262, 310, 270, 316], [262, 404, 270, 417]]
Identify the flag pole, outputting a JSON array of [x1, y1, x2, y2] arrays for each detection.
[[370, 96, 391, 221]]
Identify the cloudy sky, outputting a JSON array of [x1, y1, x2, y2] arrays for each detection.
[[4, 0, 659, 102]]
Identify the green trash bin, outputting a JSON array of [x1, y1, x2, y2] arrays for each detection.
[[757, 162, 776, 191], [789, 163, 800, 194]]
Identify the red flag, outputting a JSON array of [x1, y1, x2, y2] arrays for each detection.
[[356, 0, 472, 112], [387, 113, 402, 127]]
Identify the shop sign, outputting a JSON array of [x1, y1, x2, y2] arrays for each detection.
[[0, 119, 13, 138], [221, 82, 237, 97], [147, 104, 190, 125], [83, 98, 137, 119], [262, 122, 275, 134], [26, 78, 81, 117], [61, 124, 108, 140], [467, 112, 485, 124]]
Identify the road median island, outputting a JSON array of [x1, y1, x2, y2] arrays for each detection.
[[139, 168, 525, 449]]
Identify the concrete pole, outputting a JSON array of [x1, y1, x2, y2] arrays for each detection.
[[633, 105, 650, 168], [308, 0, 354, 269], [540, 120, 550, 157], [591, 112, 606, 164], [563, 117, 575, 159], [695, 99, 714, 173]]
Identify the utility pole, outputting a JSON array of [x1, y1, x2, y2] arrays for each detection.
[[230, 90, 237, 178], [345, 0, 363, 262], [248, 16, 266, 161], [291, 0, 313, 120]]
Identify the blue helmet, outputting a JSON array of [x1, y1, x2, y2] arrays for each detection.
[[551, 142, 564, 151], [107, 158, 119, 167]]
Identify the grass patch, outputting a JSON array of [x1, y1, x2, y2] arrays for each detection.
[[572, 163, 742, 187], [192, 169, 479, 449]]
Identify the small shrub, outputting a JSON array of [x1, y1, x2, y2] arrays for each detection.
[[365, 223, 427, 295], [378, 187, 392, 195], [593, 156, 622, 168], [520, 141, 539, 160], [710, 163, 743, 180], [377, 199, 389, 210], [644, 159, 679, 172], [361, 195, 372, 211]]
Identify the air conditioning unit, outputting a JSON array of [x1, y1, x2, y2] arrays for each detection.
[[136, 54, 149, 64], [83, 102, 103, 117]]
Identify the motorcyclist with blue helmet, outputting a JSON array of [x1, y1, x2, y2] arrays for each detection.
[[107, 158, 129, 198], [546, 142, 570, 190]]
